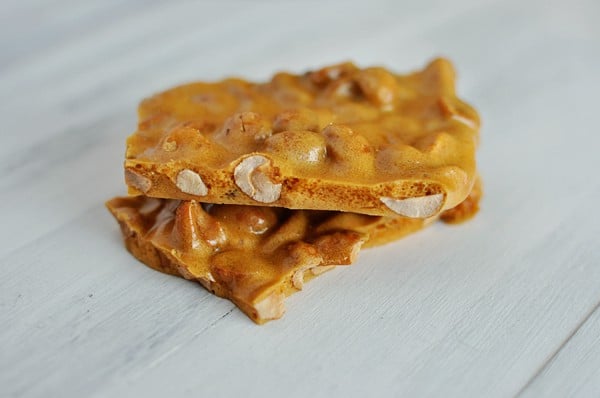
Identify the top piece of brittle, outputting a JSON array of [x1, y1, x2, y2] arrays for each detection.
[[124, 58, 479, 218]]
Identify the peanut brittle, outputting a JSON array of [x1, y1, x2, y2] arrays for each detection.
[[125, 58, 479, 218], [106, 198, 425, 323], [106, 179, 481, 323]]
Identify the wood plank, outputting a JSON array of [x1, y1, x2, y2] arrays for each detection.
[[519, 304, 600, 397], [1, 0, 600, 397], [0, 207, 236, 397]]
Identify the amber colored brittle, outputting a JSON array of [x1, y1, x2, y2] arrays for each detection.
[[106, 180, 480, 323], [124, 58, 479, 218]]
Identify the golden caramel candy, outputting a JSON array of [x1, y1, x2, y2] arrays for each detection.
[[106, 180, 480, 324], [124, 58, 479, 218]]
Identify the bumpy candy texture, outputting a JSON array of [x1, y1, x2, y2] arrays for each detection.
[[107, 182, 480, 323], [109, 59, 482, 323], [124, 59, 480, 218]]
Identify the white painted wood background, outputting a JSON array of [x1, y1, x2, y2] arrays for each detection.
[[1, 0, 599, 397]]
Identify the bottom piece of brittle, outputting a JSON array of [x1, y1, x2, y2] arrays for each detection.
[[106, 179, 480, 323]]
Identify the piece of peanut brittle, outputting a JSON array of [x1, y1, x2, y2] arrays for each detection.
[[106, 181, 481, 323], [124, 58, 479, 218]]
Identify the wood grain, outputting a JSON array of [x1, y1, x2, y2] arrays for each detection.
[[519, 303, 600, 397], [1, 0, 599, 397]]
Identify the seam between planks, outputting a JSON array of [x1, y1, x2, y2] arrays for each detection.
[[514, 299, 600, 397]]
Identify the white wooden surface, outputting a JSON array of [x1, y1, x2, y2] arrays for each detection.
[[1, 1, 599, 397]]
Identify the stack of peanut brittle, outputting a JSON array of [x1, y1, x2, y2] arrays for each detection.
[[106, 58, 481, 324]]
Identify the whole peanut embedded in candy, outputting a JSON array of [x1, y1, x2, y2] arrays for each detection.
[[175, 169, 208, 196], [172, 201, 227, 251], [355, 67, 399, 109], [125, 169, 152, 193], [213, 111, 272, 153], [322, 124, 375, 174], [270, 73, 313, 104], [272, 109, 320, 133], [209, 205, 280, 237], [159, 122, 223, 164], [233, 155, 282, 203], [264, 130, 327, 170], [306, 62, 358, 86]]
